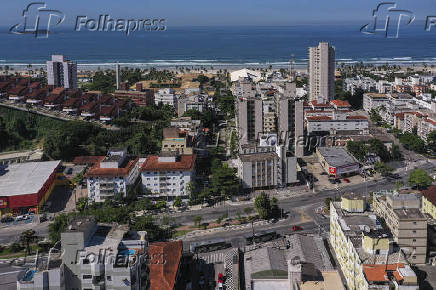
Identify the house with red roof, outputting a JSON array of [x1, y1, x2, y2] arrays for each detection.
[[140, 152, 196, 200], [148, 241, 183, 290]]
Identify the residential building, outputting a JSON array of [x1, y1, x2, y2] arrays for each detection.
[[244, 234, 344, 290], [308, 42, 335, 102], [373, 192, 428, 265], [162, 128, 193, 155], [86, 148, 140, 203], [316, 147, 360, 177], [46, 55, 78, 89], [235, 84, 263, 145], [422, 186, 436, 219], [154, 88, 177, 108], [330, 199, 418, 290], [177, 94, 207, 116], [363, 93, 389, 112], [236, 149, 279, 189], [17, 217, 149, 290], [140, 152, 196, 200], [306, 114, 369, 135], [148, 241, 183, 290]]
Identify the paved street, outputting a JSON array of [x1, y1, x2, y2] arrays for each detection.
[[178, 160, 436, 250], [0, 263, 27, 290]]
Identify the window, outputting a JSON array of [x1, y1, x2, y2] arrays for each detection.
[[82, 275, 92, 280], [107, 276, 112, 281], [413, 230, 416, 234], [413, 239, 416, 242]]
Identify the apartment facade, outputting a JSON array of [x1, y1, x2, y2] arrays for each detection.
[[309, 42, 335, 102], [46, 55, 78, 89], [373, 192, 428, 265], [363, 93, 389, 112], [330, 200, 418, 290], [18, 217, 149, 290], [140, 153, 196, 199], [86, 149, 140, 203], [422, 185, 436, 219]]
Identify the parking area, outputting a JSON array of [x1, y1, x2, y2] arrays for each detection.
[[304, 154, 377, 191]]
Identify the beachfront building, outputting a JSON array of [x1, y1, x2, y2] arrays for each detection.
[[85, 148, 140, 203], [46, 55, 78, 89], [154, 88, 177, 108], [308, 42, 335, 103], [140, 152, 196, 200], [330, 199, 419, 290]]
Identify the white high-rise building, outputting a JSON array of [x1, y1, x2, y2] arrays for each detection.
[[116, 63, 121, 90], [309, 42, 335, 103], [46, 55, 78, 89]]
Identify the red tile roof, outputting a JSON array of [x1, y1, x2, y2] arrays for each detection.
[[141, 154, 196, 172], [331, 99, 351, 107], [73, 156, 105, 165], [8, 86, 26, 95], [346, 115, 368, 120], [310, 100, 333, 107], [306, 116, 332, 121], [29, 82, 40, 89], [86, 157, 138, 177], [51, 87, 65, 95], [63, 98, 81, 107], [363, 263, 405, 282], [149, 241, 183, 290], [422, 185, 436, 206], [424, 118, 436, 126]]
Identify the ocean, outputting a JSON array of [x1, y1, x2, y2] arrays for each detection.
[[1, 22, 436, 68]]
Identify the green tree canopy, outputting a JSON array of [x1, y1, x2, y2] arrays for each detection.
[[408, 168, 433, 189]]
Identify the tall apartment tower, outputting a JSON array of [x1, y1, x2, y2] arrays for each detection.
[[234, 79, 263, 146], [46, 55, 78, 89], [115, 63, 121, 90], [276, 82, 304, 157], [308, 42, 335, 103]]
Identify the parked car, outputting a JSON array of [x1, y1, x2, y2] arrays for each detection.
[[15, 215, 25, 221], [328, 178, 336, 184], [1, 216, 14, 223], [335, 179, 341, 184], [343, 178, 350, 183], [291, 225, 303, 231]]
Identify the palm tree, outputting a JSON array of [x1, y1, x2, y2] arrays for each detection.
[[20, 229, 37, 256]]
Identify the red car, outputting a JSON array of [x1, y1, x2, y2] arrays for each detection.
[[343, 178, 350, 183], [292, 225, 303, 231]]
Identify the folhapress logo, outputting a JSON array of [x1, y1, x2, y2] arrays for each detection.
[[360, 2, 415, 38], [9, 2, 65, 38]]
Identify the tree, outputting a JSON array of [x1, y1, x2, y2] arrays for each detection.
[[347, 141, 368, 162], [76, 197, 89, 212], [193, 216, 203, 228], [408, 168, 433, 189], [324, 197, 333, 212], [390, 144, 402, 160], [20, 230, 37, 255], [368, 138, 391, 162], [244, 207, 253, 216], [374, 162, 393, 176], [254, 192, 272, 220], [173, 196, 182, 208], [427, 131, 436, 153], [399, 132, 426, 153], [49, 213, 69, 242]]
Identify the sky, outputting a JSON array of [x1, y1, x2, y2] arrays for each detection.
[[1, 0, 436, 27]]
